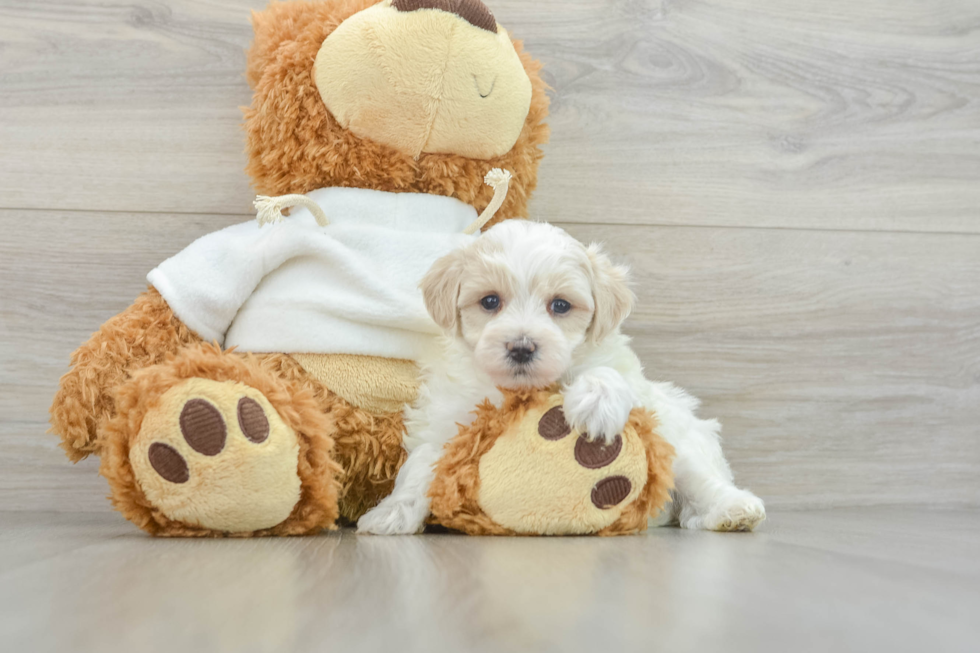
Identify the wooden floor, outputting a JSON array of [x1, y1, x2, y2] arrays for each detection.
[[1, 508, 978, 652], [0, 0, 978, 649]]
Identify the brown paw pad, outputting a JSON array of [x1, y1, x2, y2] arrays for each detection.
[[538, 406, 571, 440], [237, 397, 270, 443], [148, 442, 189, 484], [591, 476, 632, 509], [574, 434, 622, 469], [179, 398, 226, 456]]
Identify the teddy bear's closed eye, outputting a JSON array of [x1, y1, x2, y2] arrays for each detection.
[[475, 75, 496, 98]]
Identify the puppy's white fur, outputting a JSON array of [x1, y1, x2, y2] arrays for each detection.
[[357, 220, 765, 535]]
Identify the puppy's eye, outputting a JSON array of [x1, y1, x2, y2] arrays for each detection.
[[551, 298, 572, 315], [480, 295, 500, 311]]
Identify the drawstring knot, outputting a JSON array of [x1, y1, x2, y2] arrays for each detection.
[[253, 194, 330, 227]]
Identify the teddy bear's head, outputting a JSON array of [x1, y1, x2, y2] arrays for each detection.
[[244, 0, 549, 227]]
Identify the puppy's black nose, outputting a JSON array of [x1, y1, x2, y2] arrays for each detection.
[[506, 337, 537, 365]]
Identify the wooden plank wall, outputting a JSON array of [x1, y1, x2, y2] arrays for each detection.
[[1, 0, 978, 512]]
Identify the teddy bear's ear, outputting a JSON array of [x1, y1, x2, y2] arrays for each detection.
[[248, 3, 313, 88], [246, 1, 357, 89]]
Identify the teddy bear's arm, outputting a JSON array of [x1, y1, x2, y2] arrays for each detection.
[[49, 287, 201, 461]]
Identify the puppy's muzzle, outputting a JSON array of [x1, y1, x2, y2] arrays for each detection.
[[506, 336, 537, 365]]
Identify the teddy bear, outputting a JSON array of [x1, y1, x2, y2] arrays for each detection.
[[49, 0, 550, 537]]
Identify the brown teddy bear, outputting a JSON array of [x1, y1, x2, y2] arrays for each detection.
[[49, 0, 549, 536]]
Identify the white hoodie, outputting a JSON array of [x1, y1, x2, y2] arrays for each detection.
[[148, 187, 478, 359]]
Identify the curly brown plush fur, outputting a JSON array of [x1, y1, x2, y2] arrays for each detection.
[[101, 343, 343, 537], [262, 355, 408, 523], [428, 389, 675, 536], [243, 0, 550, 228], [50, 288, 202, 462]]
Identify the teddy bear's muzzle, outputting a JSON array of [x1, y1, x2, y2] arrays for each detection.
[[312, 0, 532, 160]]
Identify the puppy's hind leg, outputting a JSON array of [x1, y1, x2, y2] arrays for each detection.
[[357, 443, 441, 535], [669, 414, 766, 532]]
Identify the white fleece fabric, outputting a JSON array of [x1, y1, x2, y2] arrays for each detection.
[[148, 187, 478, 359]]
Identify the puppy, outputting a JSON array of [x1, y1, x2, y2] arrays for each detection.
[[357, 220, 766, 535]]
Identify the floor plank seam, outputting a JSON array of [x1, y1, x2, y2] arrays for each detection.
[[2, 207, 979, 238]]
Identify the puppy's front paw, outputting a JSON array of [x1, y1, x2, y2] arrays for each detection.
[[357, 495, 430, 535], [562, 368, 635, 445]]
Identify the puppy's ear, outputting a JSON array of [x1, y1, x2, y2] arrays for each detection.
[[587, 244, 635, 343], [420, 247, 467, 331]]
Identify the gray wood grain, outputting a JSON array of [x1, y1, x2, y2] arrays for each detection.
[[528, 0, 980, 232], [1, 509, 979, 652], [3, 210, 977, 512], [564, 222, 980, 509], [1, 0, 979, 232], [0, 0, 261, 215]]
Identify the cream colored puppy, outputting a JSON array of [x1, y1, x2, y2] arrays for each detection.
[[357, 220, 766, 535]]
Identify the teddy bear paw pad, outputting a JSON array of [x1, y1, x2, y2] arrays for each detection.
[[146, 443, 190, 484], [179, 399, 226, 455], [537, 406, 571, 440], [130, 378, 302, 533], [475, 396, 648, 535], [591, 475, 632, 509], [574, 434, 622, 469]]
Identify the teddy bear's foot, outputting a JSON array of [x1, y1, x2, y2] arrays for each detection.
[[130, 379, 302, 533], [101, 344, 342, 536], [476, 401, 647, 535], [429, 390, 675, 536]]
